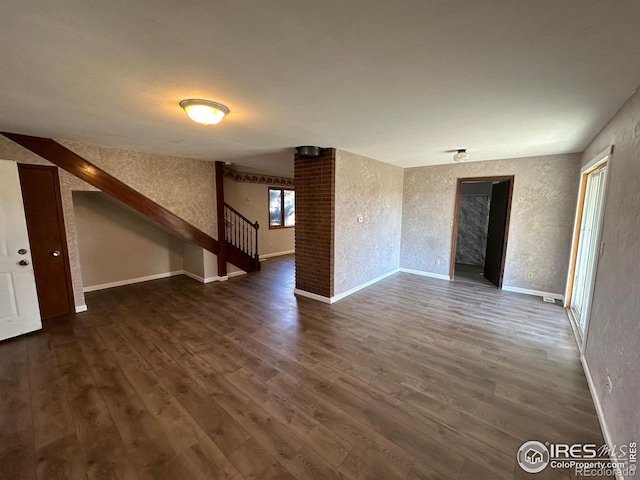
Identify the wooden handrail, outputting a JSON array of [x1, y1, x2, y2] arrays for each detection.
[[223, 203, 260, 272], [224, 202, 259, 228], [2, 132, 219, 255]]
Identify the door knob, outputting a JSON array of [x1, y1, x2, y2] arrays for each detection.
[[19, 260, 29, 266], [51, 250, 61, 257], [18, 248, 27, 255]]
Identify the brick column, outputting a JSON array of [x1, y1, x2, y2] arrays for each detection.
[[294, 148, 335, 298]]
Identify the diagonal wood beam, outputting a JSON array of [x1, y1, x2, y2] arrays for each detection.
[[2, 132, 218, 255]]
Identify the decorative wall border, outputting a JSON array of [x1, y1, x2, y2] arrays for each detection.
[[223, 167, 294, 187]]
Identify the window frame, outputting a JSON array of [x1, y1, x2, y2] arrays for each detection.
[[268, 187, 295, 229]]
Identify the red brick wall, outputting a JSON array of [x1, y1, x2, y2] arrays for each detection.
[[294, 148, 335, 297]]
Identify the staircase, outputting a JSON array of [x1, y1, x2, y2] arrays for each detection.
[[224, 203, 260, 272], [2, 132, 263, 275]]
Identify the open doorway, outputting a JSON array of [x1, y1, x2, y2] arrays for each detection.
[[450, 176, 514, 288]]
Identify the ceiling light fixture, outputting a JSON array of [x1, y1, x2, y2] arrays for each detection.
[[453, 149, 469, 162], [180, 99, 229, 125]]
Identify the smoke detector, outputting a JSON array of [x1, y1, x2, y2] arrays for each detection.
[[453, 149, 469, 162]]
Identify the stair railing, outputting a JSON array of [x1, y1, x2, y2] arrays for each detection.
[[224, 203, 259, 267]]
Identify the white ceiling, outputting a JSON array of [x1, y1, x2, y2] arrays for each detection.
[[1, 1, 639, 177]]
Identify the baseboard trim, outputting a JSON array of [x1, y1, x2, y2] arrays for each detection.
[[83, 270, 184, 292], [295, 269, 401, 304], [83, 268, 236, 292], [501, 285, 564, 301], [565, 307, 584, 352], [227, 270, 247, 278], [399, 268, 451, 281], [75, 304, 88, 313], [294, 288, 332, 304], [260, 250, 295, 261], [182, 270, 223, 284], [581, 355, 623, 479], [331, 269, 400, 303]]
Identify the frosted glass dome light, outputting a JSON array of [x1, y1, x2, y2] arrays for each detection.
[[180, 99, 229, 125]]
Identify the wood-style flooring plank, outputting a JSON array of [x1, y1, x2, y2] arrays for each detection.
[[226, 367, 352, 468], [35, 432, 85, 480], [66, 385, 139, 480], [27, 334, 76, 451], [0, 339, 36, 480], [153, 363, 251, 456], [177, 435, 245, 480], [267, 372, 417, 480], [286, 444, 350, 480], [0, 255, 611, 480], [228, 437, 297, 480], [77, 329, 176, 473]]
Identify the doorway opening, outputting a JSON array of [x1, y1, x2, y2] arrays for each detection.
[[565, 147, 611, 350], [450, 176, 514, 288]]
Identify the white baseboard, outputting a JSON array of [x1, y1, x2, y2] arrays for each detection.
[[182, 270, 223, 284], [331, 269, 400, 303], [501, 285, 564, 301], [227, 270, 247, 278], [260, 250, 295, 260], [399, 268, 451, 281], [83, 268, 236, 293], [294, 288, 332, 304], [581, 356, 624, 479], [295, 269, 400, 304], [83, 270, 184, 292], [75, 304, 88, 313], [565, 308, 584, 352]]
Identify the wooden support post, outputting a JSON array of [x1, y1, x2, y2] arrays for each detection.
[[215, 161, 227, 277]]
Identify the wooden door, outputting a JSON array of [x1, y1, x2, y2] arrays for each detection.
[[18, 164, 74, 318], [484, 180, 512, 287], [0, 160, 42, 340]]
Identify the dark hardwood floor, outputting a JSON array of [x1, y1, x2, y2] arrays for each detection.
[[0, 255, 608, 479]]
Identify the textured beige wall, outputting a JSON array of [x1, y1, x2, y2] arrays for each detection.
[[73, 192, 183, 287], [182, 243, 205, 279], [401, 154, 581, 294], [579, 88, 640, 447], [0, 136, 217, 308], [334, 150, 403, 295], [223, 178, 294, 256], [59, 140, 217, 238]]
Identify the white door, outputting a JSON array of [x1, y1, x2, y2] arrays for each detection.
[[0, 160, 41, 341], [570, 163, 607, 337]]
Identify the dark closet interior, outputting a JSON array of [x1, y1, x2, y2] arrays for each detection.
[[452, 178, 512, 288]]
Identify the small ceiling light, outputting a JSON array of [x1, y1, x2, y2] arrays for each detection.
[[453, 149, 469, 162], [180, 99, 229, 125]]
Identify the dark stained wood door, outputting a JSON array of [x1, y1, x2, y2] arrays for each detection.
[[18, 164, 74, 318], [484, 180, 512, 287]]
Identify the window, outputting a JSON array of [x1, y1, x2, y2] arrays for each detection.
[[269, 188, 295, 228]]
